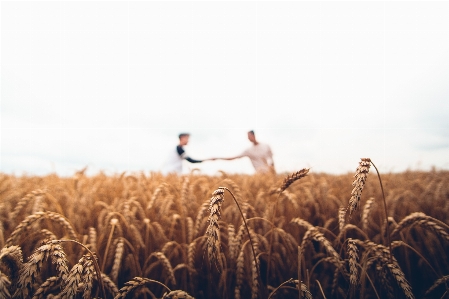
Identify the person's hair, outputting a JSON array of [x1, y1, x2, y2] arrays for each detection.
[[248, 130, 255, 135], [179, 133, 190, 139]]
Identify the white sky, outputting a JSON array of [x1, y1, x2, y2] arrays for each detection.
[[1, 1, 448, 176]]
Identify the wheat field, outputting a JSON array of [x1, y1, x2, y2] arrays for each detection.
[[0, 160, 448, 298]]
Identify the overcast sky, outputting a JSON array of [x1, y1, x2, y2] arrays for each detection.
[[1, 1, 448, 176]]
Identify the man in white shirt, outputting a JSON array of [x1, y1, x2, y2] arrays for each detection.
[[162, 133, 213, 174], [216, 130, 275, 174]]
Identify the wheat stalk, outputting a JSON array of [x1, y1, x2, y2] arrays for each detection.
[[267, 278, 312, 299], [234, 241, 246, 299]]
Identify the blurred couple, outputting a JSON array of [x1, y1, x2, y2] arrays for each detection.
[[162, 130, 275, 174]]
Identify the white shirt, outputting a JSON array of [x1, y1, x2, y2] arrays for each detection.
[[162, 146, 185, 174], [162, 145, 202, 174], [239, 142, 274, 173]]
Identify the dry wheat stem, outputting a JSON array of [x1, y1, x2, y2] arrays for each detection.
[[267, 278, 312, 299], [370, 160, 392, 261], [390, 240, 439, 278], [101, 218, 118, 271], [268, 169, 309, 284]]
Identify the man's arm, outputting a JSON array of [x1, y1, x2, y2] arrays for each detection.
[[214, 155, 243, 161], [185, 156, 203, 163], [177, 145, 210, 163], [214, 149, 247, 161]]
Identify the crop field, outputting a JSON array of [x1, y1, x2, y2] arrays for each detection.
[[0, 159, 448, 298]]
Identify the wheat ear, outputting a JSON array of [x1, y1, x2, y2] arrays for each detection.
[[355, 240, 414, 299], [279, 168, 310, 193], [32, 276, 59, 299], [347, 238, 359, 286], [193, 200, 210, 238], [425, 275, 449, 297], [361, 197, 374, 231], [100, 273, 119, 297], [0, 245, 23, 286], [16, 240, 69, 298], [88, 227, 97, 253], [6, 212, 77, 246], [114, 277, 171, 299], [60, 255, 86, 299], [347, 158, 371, 219], [207, 187, 260, 276], [110, 238, 125, 283], [162, 290, 195, 298], [391, 212, 449, 242], [205, 188, 225, 271], [149, 252, 176, 287], [267, 278, 312, 299], [57, 239, 106, 299], [0, 271, 11, 299], [338, 207, 346, 232]]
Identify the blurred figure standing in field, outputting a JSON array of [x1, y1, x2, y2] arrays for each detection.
[[215, 130, 275, 174], [162, 133, 214, 174]]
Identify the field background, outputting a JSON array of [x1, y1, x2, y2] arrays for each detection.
[[0, 167, 448, 298]]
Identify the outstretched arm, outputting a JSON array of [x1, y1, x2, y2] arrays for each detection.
[[213, 155, 243, 161], [185, 156, 203, 163], [177, 145, 211, 164]]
